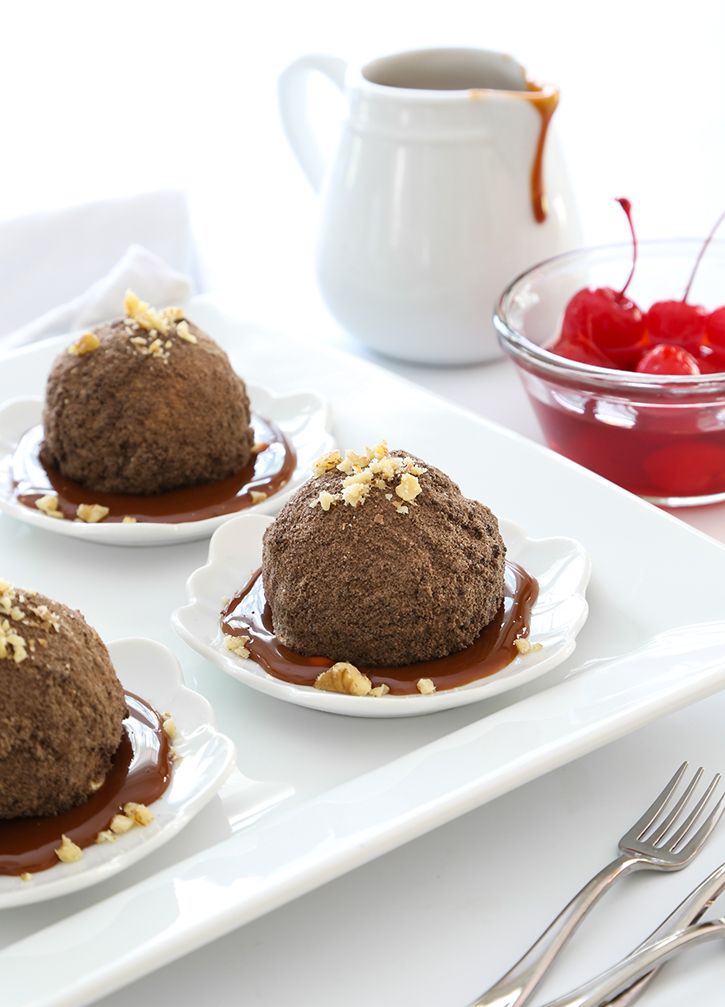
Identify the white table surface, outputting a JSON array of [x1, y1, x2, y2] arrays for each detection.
[[4, 4, 725, 1002]]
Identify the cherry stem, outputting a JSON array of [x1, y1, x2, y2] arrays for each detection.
[[616, 197, 637, 299], [682, 210, 725, 302]]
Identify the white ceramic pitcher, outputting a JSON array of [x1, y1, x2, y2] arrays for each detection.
[[279, 47, 581, 365]]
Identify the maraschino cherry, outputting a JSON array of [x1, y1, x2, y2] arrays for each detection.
[[643, 214, 724, 353], [552, 198, 644, 368], [636, 344, 700, 376]]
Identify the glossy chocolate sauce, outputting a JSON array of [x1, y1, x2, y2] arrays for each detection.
[[222, 563, 539, 695], [12, 414, 296, 524], [0, 692, 171, 876]]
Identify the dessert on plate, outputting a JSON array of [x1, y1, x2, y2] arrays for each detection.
[[222, 442, 539, 696], [9, 292, 296, 524], [0, 580, 173, 877], [41, 292, 255, 495]]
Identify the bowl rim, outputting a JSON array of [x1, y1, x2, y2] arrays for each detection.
[[493, 238, 725, 394]]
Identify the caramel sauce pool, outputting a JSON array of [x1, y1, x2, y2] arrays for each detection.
[[0, 692, 171, 876], [222, 564, 539, 695], [12, 414, 296, 524]]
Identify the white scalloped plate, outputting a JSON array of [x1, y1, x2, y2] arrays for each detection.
[[0, 386, 334, 546], [173, 513, 591, 717], [0, 638, 236, 907]]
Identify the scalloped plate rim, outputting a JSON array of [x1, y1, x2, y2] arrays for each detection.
[[0, 637, 237, 908], [0, 388, 335, 546], [172, 512, 591, 718]]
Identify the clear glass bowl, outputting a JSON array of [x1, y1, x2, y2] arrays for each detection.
[[494, 240, 725, 507]]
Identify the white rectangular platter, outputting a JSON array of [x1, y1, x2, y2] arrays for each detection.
[[2, 295, 725, 1007]]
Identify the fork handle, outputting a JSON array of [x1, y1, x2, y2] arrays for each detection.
[[542, 920, 725, 1007], [469, 853, 643, 1007]]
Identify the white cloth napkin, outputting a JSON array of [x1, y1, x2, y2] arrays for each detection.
[[0, 190, 199, 350]]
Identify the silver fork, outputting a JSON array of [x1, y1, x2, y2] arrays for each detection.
[[545, 860, 725, 1006], [470, 762, 724, 1007]]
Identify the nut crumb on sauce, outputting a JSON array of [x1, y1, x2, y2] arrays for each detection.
[[225, 635, 251, 659], [122, 515, 137, 524], [416, 678, 436, 695], [370, 683, 390, 697], [19, 872, 32, 881], [250, 490, 268, 504], [162, 716, 177, 740], [514, 637, 543, 656], [55, 834, 83, 863], [68, 331, 101, 356], [124, 802, 154, 826], [314, 662, 372, 696], [95, 830, 115, 844], [251, 441, 268, 456], [76, 503, 110, 524], [109, 813, 135, 835], [35, 494, 64, 519]]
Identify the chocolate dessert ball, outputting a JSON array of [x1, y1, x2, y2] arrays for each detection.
[[0, 582, 126, 819], [41, 292, 254, 495], [262, 445, 506, 666]]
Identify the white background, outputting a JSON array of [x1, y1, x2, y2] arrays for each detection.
[[4, 2, 725, 1004]]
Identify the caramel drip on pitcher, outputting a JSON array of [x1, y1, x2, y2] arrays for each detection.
[[525, 81, 560, 224]]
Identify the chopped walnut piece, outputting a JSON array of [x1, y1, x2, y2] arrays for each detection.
[[55, 834, 83, 863], [95, 830, 116, 844], [68, 331, 101, 356], [161, 306, 185, 323], [514, 638, 543, 656], [309, 490, 341, 512], [0, 618, 28, 663], [162, 716, 177, 740], [314, 662, 372, 696], [124, 802, 154, 826], [123, 289, 169, 335], [76, 503, 110, 524], [19, 872, 32, 881], [29, 604, 61, 633], [250, 490, 268, 505], [370, 683, 390, 697], [396, 473, 422, 503], [35, 494, 64, 519], [341, 482, 369, 508], [416, 678, 436, 695], [176, 320, 197, 344], [122, 515, 137, 524], [313, 450, 343, 476], [109, 813, 135, 835], [225, 635, 251, 659]]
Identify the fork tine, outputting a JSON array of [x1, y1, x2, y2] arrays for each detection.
[[667, 773, 722, 851], [647, 767, 703, 844], [628, 761, 688, 840], [674, 794, 725, 861]]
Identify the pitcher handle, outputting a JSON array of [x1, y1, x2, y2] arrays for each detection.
[[278, 53, 347, 193]]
